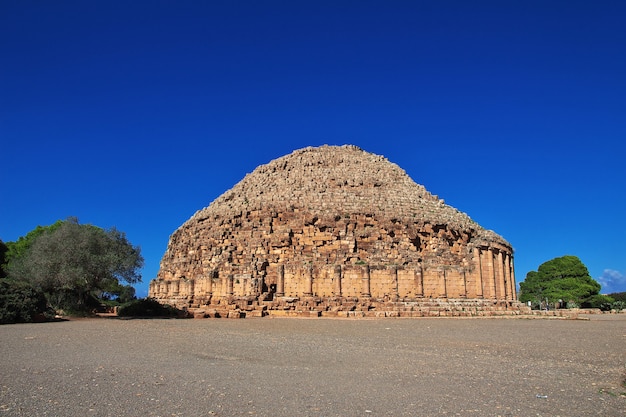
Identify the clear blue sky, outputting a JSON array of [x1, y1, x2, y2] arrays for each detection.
[[2, 1, 625, 297]]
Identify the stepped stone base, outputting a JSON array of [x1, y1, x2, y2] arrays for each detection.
[[175, 297, 533, 319]]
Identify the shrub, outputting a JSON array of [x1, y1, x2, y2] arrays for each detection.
[[0, 279, 49, 324], [117, 298, 181, 317], [44, 289, 104, 316], [608, 292, 626, 302], [611, 300, 625, 312], [581, 294, 615, 310]]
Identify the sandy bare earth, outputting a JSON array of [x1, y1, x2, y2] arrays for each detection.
[[1, 315, 624, 417]]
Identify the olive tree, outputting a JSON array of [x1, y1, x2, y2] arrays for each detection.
[[7, 219, 143, 311], [3, 220, 64, 269]]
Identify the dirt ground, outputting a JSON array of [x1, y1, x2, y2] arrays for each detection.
[[1, 315, 624, 417]]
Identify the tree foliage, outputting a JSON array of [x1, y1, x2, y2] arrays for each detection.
[[519, 255, 601, 307], [100, 280, 137, 304], [3, 220, 64, 268], [0, 279, 49, 324], [0, 240, 7, 278], [6, 219, 143, 311], [117, 298, 180, 317], [581, 294, 614, 310], [608, 291, 626, 302]]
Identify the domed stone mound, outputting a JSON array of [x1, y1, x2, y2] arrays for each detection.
[[150, 145, 522, 317]]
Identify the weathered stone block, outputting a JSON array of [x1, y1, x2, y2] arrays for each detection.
[[227, 310, 244, 318], [193, 310, 206, 319]]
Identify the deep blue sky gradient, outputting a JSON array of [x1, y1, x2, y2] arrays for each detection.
[[2, 1, 625, 296]]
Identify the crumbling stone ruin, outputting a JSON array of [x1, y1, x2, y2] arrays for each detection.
[[150, 145, 527, 317]]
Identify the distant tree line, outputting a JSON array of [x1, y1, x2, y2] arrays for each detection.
[[1, 218, 143, 323], [519, 255, 624, 311]]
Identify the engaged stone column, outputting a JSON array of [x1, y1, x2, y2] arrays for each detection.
[[509, 255, 517, 300], [188, 280, 195, 298], [305, 265, 314, 296], [276, 264, 285, 297], [416, 264, 424, 297], [227, 275, 234, 296], [497, 251, 506, 300], [206, 274, 213, 296], [487, 248, 496, 299], [334, 265, 342, 296], [440, 269, 447, 298], [361, 265, 371, 297], [462, 270, 468, 298], [474, 247, 483, 298], [392, 266, 399, 301], [503, 253, 512, 301]]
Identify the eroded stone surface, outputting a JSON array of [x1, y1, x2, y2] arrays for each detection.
[[150, 145, 524, 316]]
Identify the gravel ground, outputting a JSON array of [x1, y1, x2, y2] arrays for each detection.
[[1, 315, 624, 417]]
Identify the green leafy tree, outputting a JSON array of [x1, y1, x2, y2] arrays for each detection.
[[7, 219, 143, 311], [0, 279, 49, 324], [117, 298, 181, 317], [519, 255, 601, 307], [609, 291, 626, 302], [582, 294, 614, 310], [3, 220, 64, 268], [0, 240, 7, 278], [99, 280, 137, 304]]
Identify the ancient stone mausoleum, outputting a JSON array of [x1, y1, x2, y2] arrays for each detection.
[[150, 145, 526, 317]]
